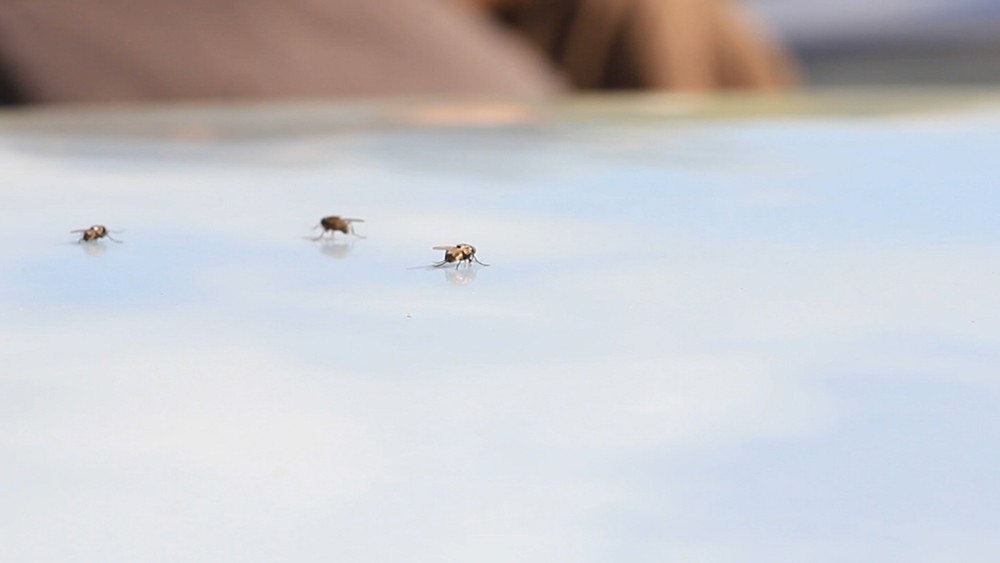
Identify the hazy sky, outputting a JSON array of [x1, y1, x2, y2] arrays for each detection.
[[749, 0, 1000, 45]]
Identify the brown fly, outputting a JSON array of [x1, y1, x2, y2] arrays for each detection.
[[312, 216, 365, 240], [71, 225, 122, 243], [431, 244, 489, 268]]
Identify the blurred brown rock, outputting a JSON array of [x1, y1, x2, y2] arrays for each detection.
[[490, 0, 798, 90], [0, 0, 561, 104], [0, 0, 795, 105]]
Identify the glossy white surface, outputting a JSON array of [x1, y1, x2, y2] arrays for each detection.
[[2, 97, 999, 562]]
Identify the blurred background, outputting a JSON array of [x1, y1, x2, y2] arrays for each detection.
[[1, 0, 998, 106]]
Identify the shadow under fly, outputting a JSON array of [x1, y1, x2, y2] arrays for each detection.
[[310, 216, 365, 241], [72, 225, 122, 243]]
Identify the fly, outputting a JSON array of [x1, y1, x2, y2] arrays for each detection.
[[313, 216, 365, 240], [430, 244, 488, 268], [71, 225, 122, 243]]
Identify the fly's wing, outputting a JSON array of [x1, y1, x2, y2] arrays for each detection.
[[433, 246, 460, 259], [70, 229, 87, 233], [342, 218, 365, 223], [432, 245, 459, 263]]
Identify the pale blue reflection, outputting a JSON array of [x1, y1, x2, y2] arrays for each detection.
[[1, 100, 1000, 563]]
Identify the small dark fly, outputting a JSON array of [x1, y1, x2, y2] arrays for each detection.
[[71, 225, 122, 243], [312, 216, 365, 240], [431, 244, 489, 268]]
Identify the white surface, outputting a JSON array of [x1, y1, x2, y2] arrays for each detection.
[[2, 97, 1000, 562]]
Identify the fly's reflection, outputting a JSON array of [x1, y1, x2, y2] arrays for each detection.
[[317, 239, 355, 259], [445, 267, 477, 285], [78, 241, 109, 257]]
